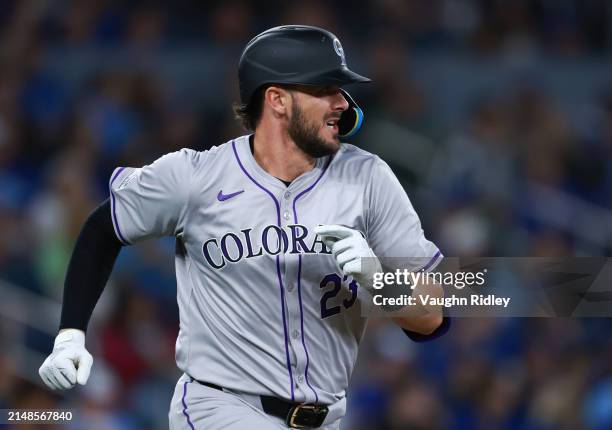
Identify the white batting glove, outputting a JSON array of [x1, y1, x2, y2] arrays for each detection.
[[315, 225, 382, 294], [39, 329, 93, 390]]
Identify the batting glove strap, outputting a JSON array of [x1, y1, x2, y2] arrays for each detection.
[[54, 328, 85, 347]]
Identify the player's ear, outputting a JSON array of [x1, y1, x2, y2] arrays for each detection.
[[264, 86, 290, 117]]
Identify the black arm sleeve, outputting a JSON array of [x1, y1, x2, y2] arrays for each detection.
[[59, 198, 123, 332]]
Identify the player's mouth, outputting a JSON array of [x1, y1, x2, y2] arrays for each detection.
[[325, 117, 340, 133]]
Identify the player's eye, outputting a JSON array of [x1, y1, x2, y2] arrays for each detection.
[[314, 86, 338, 96]]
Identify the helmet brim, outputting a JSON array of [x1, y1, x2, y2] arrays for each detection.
[[256, 66, 370, 91], [301, 66, 371, 86]]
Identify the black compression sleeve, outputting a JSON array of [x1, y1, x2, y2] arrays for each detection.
[[59, 199, 123, 332]]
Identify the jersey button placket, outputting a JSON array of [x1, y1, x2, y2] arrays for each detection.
[[279, 192, 304, 399], [280, 188, 311, 402]]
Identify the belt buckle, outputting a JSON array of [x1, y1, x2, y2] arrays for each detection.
[[286, 404, 328, 429]]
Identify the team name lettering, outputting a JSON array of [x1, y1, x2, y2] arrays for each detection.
[[202, 224, 331, 269]]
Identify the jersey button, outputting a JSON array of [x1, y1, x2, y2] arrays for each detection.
[[284, 191, 291, 199], [292, 330, 299, 339], [286, 284, 294, 292], [283, 211, 290, 220], [297, 375, 304, 383]]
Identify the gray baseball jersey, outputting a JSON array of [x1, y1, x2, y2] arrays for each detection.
[[109, 134, 441, 407]]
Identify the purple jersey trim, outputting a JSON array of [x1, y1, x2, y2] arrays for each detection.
[[182, 377, 196, 430], [231, 140, 295, 402], [419, 250, 442, 272], [109, 167, 129, 245], [292, 155, 333, 403]]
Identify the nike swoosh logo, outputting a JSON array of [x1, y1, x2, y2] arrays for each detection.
[[217, 190, 244, 201]]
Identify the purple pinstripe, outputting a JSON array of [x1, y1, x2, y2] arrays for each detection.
[[231, 140, 295, 402], [181, 378, 196, 430]]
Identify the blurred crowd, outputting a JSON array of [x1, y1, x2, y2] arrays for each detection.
[[1, 1, 612, 429]]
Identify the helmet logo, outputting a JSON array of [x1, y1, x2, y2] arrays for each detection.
[[333, 38, 346, 65]]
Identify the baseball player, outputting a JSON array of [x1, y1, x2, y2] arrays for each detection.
[[39, 25, 447, 429]]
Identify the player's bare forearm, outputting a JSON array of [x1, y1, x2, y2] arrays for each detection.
[[391, 280, 444, 335]]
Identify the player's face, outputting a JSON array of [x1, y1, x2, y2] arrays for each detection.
[[287, 85, 349, 158]]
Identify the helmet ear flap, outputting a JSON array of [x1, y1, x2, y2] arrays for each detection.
[[338, 89, 364, 139]]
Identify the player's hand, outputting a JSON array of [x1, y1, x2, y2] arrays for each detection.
[[315, 224, 382, 293], [39, 329, 93, 390]]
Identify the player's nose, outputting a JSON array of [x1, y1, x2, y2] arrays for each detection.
[[332, 90, 349, 112]]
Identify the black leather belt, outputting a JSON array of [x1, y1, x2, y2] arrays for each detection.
[[194, 379, 329, 428]]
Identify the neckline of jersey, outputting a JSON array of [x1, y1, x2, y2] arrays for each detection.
[[236, 134, 329, 192]]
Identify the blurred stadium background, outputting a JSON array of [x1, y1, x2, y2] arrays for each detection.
[[1, 1, 612, 429]]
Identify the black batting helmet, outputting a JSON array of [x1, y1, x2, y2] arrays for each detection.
[[238, 25, 371, 138]]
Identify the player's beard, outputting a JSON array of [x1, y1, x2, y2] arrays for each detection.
[[288, 102, 340, 158]]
